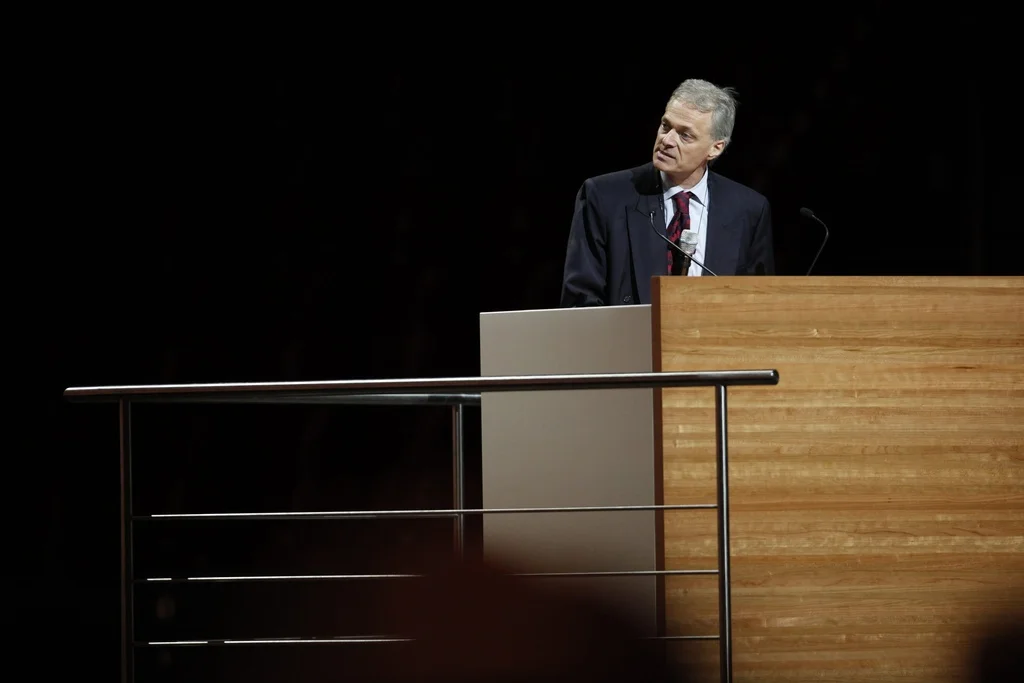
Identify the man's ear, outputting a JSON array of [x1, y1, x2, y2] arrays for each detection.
[[707, 139, 726, 161]]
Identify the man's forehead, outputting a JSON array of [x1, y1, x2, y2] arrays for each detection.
[[663, 101, 711, 127]]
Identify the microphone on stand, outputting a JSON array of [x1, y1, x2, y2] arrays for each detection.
[[678, 229, 699, 272], [800, 207, 830, 276], [649, 211, 719, 276]]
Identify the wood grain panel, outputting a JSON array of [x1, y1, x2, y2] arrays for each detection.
[[652, 276, 1024, 682]]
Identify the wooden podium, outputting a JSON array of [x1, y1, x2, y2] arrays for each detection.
[[480, 276, 1023, 683]]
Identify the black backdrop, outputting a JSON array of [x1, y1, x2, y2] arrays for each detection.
[[24, 7, 1020, 680]]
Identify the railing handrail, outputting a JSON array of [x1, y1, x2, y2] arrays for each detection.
[[63, 369, 779, 403], [61, 393, 483, 407], [133, 502, 717, 522]]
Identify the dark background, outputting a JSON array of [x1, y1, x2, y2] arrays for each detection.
[[23, 7, 1020, 680]]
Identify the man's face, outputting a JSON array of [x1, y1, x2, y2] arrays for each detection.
[[652, 99, 725, 186]]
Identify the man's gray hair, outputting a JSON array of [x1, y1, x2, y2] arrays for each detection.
[[669, 79, 739, 149]]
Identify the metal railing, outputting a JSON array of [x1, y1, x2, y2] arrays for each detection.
[[65, 369, 780, 683]]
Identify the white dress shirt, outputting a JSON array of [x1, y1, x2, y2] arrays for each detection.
[[660, 169, 710, 277]]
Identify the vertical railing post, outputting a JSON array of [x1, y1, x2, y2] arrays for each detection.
[[451, 403, 465, 559], [714, 385, 732, 683], [120, 399, 134, 683]]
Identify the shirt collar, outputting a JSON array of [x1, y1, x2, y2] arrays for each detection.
[[660, 167, 709, 206]]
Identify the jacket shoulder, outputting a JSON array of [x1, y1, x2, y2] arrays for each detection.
[[710, 171, 768, 206], [579, 163, 655, 199]]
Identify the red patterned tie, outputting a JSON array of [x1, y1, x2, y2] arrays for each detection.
[[666, 191, 693, 275]]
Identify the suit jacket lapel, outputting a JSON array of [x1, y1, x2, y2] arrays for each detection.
[[626, 164, 665, 304], [705, 172, 742, 276]]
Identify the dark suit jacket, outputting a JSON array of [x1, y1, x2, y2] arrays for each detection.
[[560, 162, 775, 307]]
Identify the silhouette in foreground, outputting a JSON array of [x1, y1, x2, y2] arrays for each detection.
[[377, 553, 690, 683]]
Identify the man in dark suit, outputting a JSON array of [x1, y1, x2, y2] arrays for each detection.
[[560, 78, 775, 307]]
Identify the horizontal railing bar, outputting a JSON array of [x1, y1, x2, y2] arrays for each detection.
[[136, 503, 716, 522], [141, 574, 420, 583], [63, 369, 779, 402], [139, 637, 411, 647], [115, 393, 482, 407], [652, 635, 721, 641], [516, 569, 718, 578], [224, 393, 482, 406], [137, 568, 718, 584], [137, 634, 720, 647]]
